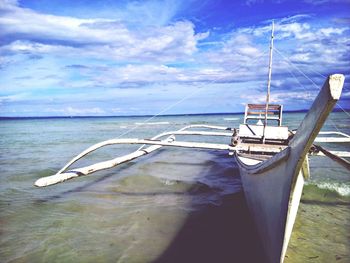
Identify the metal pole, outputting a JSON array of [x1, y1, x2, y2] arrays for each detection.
[[263, 21, 274, 143]]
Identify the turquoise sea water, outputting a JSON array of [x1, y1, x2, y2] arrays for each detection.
[[0, 112, 349, 262]]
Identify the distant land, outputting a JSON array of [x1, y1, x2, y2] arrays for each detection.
[[0, 108, 348, 120]]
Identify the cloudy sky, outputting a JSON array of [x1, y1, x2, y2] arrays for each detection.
[[0, 0, 349, 116]]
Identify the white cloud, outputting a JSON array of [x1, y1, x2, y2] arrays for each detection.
[[341, 91, 350, 98], [1, 40, 74, 54], [206, 33, 265, 68], [0, 3, 349, 116], [303, 0, 350, 5], [277, 23, 314, 40], [0, 0, 17, 9], [0, 3, 205, 62], [0, 2, 139, 45], [46, 106, 105, 115], [240, 90, 315, 105], [245, 0, 264, 6], [65, 16, 348, 88], [319, 27, 346, 37], [0, 93, 29, 102], [289, 52, 311, 63]]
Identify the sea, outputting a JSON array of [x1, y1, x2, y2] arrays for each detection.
[[0, 112, 349, 263]]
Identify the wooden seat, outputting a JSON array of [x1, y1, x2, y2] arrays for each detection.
[[244, 104, 283, 126], [238, 124, 289, 141]]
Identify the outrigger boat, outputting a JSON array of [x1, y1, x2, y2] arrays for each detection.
[[35, 24, 350, 263]]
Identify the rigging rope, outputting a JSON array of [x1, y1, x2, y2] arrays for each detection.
[[280, 62, 348, 132], [274, 47, 350, 118], [274, 47, 324, 90], [192, 52, 269, 115], [274, 49, 348, 133], [116, 46, 347, 140], [307, 67, 326, 79], [282, 60, 342, 133], [283, 63, 312, 98], [115, 50, 269, 139]]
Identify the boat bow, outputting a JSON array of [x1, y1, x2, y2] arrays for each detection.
[[236, 74, 345, 263]]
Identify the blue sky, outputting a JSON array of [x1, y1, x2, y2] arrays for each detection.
[[0, 0, 349, 116]]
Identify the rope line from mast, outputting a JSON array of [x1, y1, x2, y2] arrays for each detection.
[[283, 63, 342, 133], [114, 49, 269, 139], [274, 47, 350, 118]]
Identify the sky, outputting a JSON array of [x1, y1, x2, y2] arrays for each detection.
[[0, 0, 349, 117]]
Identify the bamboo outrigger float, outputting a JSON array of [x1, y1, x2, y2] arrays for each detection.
[[35, 24, 349, 263]]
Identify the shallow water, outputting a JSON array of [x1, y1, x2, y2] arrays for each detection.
[[0, 112, 349, 262]]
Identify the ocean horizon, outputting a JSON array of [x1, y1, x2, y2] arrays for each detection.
[[1, 107, 349, 120]]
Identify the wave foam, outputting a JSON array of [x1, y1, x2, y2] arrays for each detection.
[[223, 118, 239, 121], [134, 122, 170, 125], [313, 181, 350, 196]]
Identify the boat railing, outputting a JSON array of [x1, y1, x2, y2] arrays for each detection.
[[315, 131, 350, 142], [244, 104, 283, 126], [289, 130, 350, 143]]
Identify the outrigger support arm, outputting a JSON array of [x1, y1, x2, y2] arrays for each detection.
[[34, 138, 235, 187], [56, 126, 233, 177], [34, 112, 350, 188], [34, 125, 235, 187], [34, 136, 176, 187], [311, 144, 350, 170]]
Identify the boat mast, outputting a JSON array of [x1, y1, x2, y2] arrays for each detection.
[[263, 21, 274, 144]]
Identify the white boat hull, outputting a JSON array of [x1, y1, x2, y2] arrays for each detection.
[[235, 74, 344, 263], [236, 152, 306, 263]]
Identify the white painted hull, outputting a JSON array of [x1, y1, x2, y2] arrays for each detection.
[[235, 74, 344, 263], [235, 152, 306, 263], [32, 75, 345, 262]]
